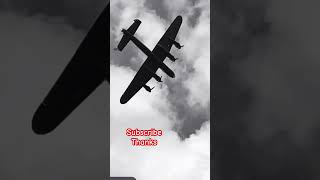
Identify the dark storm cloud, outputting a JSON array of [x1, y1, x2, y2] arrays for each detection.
[[0, 0, 108, 29], [213, 0, 320, 179]]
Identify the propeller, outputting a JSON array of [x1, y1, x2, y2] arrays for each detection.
[[170, 58, 179, 63]]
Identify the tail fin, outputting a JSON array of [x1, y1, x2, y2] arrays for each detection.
[[117, 19, 141, 51]]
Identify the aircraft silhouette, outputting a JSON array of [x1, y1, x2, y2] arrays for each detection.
[[32, 4, 110, 135], [115, 16, 183, 104]]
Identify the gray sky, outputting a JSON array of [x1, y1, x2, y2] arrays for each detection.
[[0, 1, 109, 179], [214, 0, 320, 179]]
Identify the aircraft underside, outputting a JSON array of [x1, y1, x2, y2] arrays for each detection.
[[116, 15, 183, 104]]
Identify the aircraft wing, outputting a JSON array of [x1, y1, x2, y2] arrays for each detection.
[[120, 16, 182, 104], [32, 4, 109, 134], [154, 15, 183, 54]]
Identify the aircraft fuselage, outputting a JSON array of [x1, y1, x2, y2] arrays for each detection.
[[122, 29, 153, 57], [122, 29, 175, 78]]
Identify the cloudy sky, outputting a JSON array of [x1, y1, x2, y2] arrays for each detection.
[[110, 0, 210, 180], [214, 0, 320, 179], [0, 0, 210, 179]]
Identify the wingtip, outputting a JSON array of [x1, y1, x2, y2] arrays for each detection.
[[32, 126, 51, 135], [32, 116, 53, 135], [134, 19, 141, 23], [120, 96, 128, 104], [31, 106, 57, 135]]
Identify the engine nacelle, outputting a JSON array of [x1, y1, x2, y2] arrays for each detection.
[[168, 38, 183, 49], [149, 56, 175, 78], [156, 60, 175, 78], [144, 66, 162, 82], [143, 84, 154, 92], [156, 44, 177, 62]]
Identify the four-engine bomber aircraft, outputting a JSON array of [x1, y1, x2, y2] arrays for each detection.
[[116, 16, 183, 104]]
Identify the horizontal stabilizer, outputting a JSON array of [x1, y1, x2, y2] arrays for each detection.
[[117, 19, 141, 51]]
